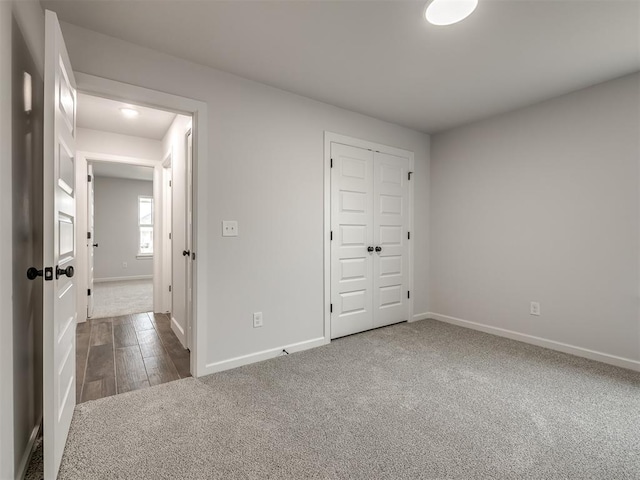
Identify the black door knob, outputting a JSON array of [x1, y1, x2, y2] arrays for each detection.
[[375, 246, 382, 253], [27, 266, 53, 281], [27, 267, 42, 280], [56, 265, 74, 279], [182, 250, 191, 257], [367, 246, 374, 253], [92, 243, 99, 247]]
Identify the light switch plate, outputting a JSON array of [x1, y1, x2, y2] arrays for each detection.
[[222, 220, 238, 237]]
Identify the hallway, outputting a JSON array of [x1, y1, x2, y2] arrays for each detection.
[[76, 312, 191, 403]]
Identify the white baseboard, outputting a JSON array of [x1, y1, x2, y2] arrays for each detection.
[[428, 312, 640, 372], [171, 316, 186, 348], [411, 312, 430, 322], [17, 420, 41, 480], [201, 337, 329, 376], [94, 275, 153, 283]]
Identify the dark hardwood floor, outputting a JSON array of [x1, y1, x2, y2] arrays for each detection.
[[76, 312, 191, 403]]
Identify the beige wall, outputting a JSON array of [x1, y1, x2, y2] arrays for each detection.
[[430, 72, 640, 365]]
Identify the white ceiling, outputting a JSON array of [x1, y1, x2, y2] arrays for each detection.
[[91, 161, 154, 181], [46, 1, 640, 133], [77, 93, 176, 140]]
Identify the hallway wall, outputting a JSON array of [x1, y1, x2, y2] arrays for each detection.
[[93, 176, 154, 281]]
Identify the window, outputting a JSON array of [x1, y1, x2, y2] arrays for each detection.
[[138, 196, 153, 255]]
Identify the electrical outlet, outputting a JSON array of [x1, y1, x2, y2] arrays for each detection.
[[222, 220, 238, 237], [253, 312, 263, 328], [530, 301, 540, 316], [122, 261, 128, 269]]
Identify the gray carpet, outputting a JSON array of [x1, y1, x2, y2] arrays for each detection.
[[58, 320, 640, 479], [91, 279, 153, 319]]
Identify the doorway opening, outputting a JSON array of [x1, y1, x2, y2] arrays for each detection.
[[88, 160, 155, 318], [75, 92, 194, 403]]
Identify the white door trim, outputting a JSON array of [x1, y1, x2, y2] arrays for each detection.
[[324, 132, 415, 341], [161, 152, 172, 315], [75, 73, 208, 377], [75, 152, 163, 321]]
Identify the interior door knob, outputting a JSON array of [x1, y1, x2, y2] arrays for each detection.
[[27, 266, 53, 281], [92, 243, 99, 247], [183, 250, 191, 257], [375, 246, 382, 253], [367, 246, 374, 253], [56, 265, 74, 279], [27, 267, 43, 280]]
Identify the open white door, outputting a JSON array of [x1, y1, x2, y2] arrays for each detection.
[[185, 130, 193, 349], [43, 10, 77, 479], [87, 164, 95, 318]]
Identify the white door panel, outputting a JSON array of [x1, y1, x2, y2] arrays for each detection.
[[373, 152, 410, 328], [330, 144, 410, 339], [185, 130, 193, 349], [330, 143, 374, 339], [87, 164, 94, 318], [44, 10, 77, 479]]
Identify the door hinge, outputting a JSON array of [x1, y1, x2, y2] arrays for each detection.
[[330, 303, 333, 313], [408, 171, 413, 180], [87, 174, 92, 182], [169, 180, 172, 187], [408, 232, 411, 240], [169, 232, 172, 240], [192, 252, 196, 260], [407, 291, 410, 299], [87, 232, 91, 239], [330, 231, 333, 241], [330, 158, 333, 168], [169, 285, 172, 292], [87, 289, 92, 296]]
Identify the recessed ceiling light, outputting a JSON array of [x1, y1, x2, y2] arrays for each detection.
[[120, 107, 140, 118], [425, 0, 478, 26]]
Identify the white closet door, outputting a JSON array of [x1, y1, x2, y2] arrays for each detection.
[[373, 152, 410, 328], [330, 143, 374, 339]]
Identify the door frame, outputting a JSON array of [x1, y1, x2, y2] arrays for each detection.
[[76, 73, 208, 377], [161, 152, 173, 315], [76, 152, 162, 320], [323, 131, 415, 340]]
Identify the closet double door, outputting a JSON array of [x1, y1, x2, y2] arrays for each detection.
[[330, 142, 410, 339]]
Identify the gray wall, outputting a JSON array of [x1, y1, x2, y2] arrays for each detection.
[[430, 72, 640, 362], [1, 0, 45, 478], [61, 22, 430, 370], [94, 176, 154, 280]]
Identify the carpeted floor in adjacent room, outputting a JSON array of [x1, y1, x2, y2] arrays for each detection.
[[91, 279, 153, 319], [57, 320, 640, 479]]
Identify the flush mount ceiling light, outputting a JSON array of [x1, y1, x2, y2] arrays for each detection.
[[120, 107, 140, 118], [425, 0, 478, 26]]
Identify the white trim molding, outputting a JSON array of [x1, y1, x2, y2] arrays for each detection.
[[94, 275, 153, 283], [429, 312, 640, 372], [412, 312, 430, 322], [171, 316, 186, 346], [203, 337, 329, 375]]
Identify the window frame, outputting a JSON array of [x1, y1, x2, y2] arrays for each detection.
[[138, 195, 154, 257]]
